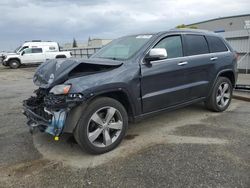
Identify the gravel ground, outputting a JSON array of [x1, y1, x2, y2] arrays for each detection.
[[0, 65, 249, 188]]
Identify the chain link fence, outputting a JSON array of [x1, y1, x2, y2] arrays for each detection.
[[64, 47, 101, 58]]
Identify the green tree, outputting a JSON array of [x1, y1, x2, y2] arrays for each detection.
[[189, 25, 198, 29], [176, 24, 197, 29], [72, 38, 78, 48], [176, 24, 186, 29]]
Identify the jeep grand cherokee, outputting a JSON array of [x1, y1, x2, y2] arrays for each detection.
[[23, 29, 238, 154]]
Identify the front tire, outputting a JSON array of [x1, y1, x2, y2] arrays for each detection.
[[205, 77, 233, 112], [9, 59, 21, 69], [74, 97, 128, 154]]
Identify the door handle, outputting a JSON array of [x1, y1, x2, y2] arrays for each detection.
[[210, 57, 218, 61], [178, 61, 188, 66]]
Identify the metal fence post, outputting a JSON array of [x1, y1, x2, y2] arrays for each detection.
[[244, 20, 250, 74]]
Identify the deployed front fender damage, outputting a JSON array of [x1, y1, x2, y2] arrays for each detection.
[[23, 58, 123, 137]]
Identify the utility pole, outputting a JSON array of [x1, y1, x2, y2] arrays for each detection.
[[244, 20, 250, 74]]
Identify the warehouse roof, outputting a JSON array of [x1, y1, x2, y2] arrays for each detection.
[[187, 14, 250, 26]]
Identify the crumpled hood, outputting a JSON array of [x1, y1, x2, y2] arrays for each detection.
[[33, 58, 123, 88]]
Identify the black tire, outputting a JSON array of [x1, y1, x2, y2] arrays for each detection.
[[2, 61, 7, 66], [74, 97, 128, 154], [56, 55, 66, 59], [205, 77, 233, 112], [9, 59, 21, 69]]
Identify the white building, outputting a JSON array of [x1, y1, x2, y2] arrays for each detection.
[[62, 38, 111, 49]]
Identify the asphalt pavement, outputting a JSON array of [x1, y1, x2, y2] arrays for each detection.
[[0, 65, 249, 188]]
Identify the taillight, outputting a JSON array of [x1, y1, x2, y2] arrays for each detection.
[[234, 52, 240, 61]]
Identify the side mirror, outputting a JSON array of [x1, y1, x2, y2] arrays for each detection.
[[21, 51, 25, 56], [145, 48, 167, 63]]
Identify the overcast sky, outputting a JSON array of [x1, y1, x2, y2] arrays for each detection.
[[0, 0, 249, 51]]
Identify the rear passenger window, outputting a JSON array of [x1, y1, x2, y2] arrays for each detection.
[[49, 46, 56, 50], [32, 48, 43, 53], [206, 36, 228, 53], [154, 35, 183, 58], [185, 35, 209, 56]]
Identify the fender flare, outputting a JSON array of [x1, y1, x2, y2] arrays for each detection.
[[63, 87, 137, 133], [207, 69, 235, 98], [7, 58, 21, 65]]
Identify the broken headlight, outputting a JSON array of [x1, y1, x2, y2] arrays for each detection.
[[50, 84, 71, 95]]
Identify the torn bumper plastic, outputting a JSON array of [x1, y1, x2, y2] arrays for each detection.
[[23, 89, 84, 137], [23, 101, 67, 136]]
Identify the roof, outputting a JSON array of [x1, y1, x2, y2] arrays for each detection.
[[157, 28, 216, 36], [186, 14, 250, 26], [121, 29, 218, 39]]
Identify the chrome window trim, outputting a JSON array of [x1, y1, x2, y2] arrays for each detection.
[[141, 33, 231, 65], [148, 51, 231, 64]]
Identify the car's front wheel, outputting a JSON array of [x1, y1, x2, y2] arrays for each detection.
[[74, 97, 128, 154], [9, 59, 21, 69], [205, 77, 233, 112]]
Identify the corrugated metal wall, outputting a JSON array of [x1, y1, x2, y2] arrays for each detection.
[[227, 38, 248, 52], [189, 15, 250, 72], [221, 30, 250, 71]]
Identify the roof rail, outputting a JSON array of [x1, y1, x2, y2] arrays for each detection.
[[23, 40, 55, 43]]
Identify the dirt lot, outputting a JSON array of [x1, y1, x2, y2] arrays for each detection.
[[0, 65, 249, 188]]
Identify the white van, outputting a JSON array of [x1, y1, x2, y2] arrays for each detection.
[[2, 41, 72, 68], [15, 41, 60, 53]]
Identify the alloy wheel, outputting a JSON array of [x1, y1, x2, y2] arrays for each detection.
[[87, 106, 123, 148], [216, 82, 231, 108]]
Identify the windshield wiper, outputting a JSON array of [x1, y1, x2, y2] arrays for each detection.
[[100, 57, 123, 61]]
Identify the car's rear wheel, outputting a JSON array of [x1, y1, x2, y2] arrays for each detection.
[[74, 97, 128, 154], [205, 77, 232, 112], [9, 59, 21, 69]]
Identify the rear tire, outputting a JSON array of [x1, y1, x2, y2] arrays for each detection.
[[9, 59, 21, 69], [74, 97, 128, 154], [205, 77, 232, 112], [55, 55, 66, 59]]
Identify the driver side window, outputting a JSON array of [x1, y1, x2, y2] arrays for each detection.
[[154, 35, 183, 59], [22, 48, 32, 55]]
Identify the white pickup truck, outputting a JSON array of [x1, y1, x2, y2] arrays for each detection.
[[2, 41, 72, 68]]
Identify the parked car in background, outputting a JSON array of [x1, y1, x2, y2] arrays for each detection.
[[15, 41, 61, 53], [2, 41, 72, 68], [23, 29, 238, 154]]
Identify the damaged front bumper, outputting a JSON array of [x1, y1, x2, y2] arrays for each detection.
[[23, 89, 83, 137], [23, 104, 67, 136]]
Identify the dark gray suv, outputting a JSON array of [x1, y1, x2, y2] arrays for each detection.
[[23, 29, 238, 154]]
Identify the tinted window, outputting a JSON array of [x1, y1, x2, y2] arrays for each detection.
[[185, 35, 209, 56], [49, 46, 56, 50], [206, 36, 228, 53], [154, 36, 183, 58], [32, 48, 43, 53]]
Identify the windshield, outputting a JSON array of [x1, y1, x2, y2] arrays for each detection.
[[14, 46, 21, 53], [91, 35, 153, 60]]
